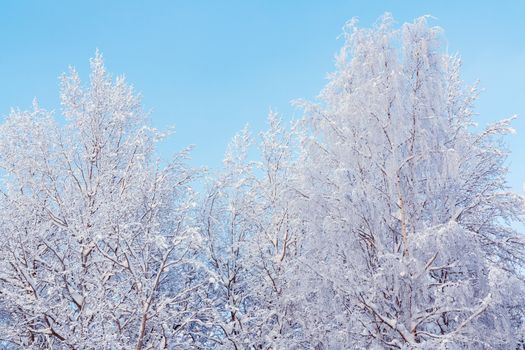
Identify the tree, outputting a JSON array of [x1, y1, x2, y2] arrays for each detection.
[[0, 53, 205, 349], [200, 127, 260, 349], [200, 113, 302, 349], [293, 15, 525, 349]]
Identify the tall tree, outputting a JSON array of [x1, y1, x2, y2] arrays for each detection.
[[0, 53, 204, 349], [294, 15, 525, 349]]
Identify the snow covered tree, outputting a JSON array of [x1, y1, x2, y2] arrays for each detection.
[[246, 113, 302, 349], [293, 15, 525, 349], [199, 127, 260, 349], [0, 53, 205, 349], [200, 114, 302, 349]]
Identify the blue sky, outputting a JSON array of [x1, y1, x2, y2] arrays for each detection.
[[0, 1, 523, 192]]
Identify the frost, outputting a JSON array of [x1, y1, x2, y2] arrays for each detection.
[[0, 14, 523, 350]]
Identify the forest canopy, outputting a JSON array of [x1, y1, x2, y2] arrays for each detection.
[[0, 15, 523, 350]]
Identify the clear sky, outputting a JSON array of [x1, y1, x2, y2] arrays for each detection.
[[0, 1, 523, 192]]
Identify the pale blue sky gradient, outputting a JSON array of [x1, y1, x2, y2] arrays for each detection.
[[0, 1, 523, 191]]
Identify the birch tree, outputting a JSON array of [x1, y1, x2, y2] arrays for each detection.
[[0, 53, 205, 349], [200, 114, 301, 349], [200, 128, 259, 349], [294, 15, 525, 349]]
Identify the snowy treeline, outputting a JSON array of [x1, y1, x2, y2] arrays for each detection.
[[0, 15, 524, 349]]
